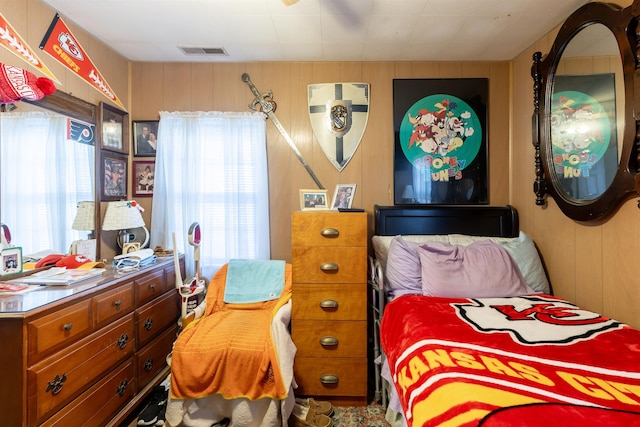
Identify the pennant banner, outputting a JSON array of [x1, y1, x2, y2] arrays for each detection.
[[40, 13, 126, 111], [0, 13, 59, 83]]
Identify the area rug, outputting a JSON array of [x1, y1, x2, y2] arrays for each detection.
[[331, 403, 391, 427]]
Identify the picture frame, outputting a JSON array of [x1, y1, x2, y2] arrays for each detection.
[[99, 102, 129, 154], [331, 184, 357, 210], [299, 189, 329, 211], [393, 78, 488, 205], [1, 247, 22, 276], [123, 242, 140, 254], [133, 120, 159, 157], [132, 160, 155, 197], [101, 150, 128, 201]]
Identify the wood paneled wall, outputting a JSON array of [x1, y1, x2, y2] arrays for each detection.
[[511, 0, 639, 328], [130, 61, 511, 262]]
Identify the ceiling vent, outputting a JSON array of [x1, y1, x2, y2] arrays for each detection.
[[179, 47, 228, 56]]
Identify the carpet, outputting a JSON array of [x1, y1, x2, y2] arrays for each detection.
[[331, 404, 391, 427]]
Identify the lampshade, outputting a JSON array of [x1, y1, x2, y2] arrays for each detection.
[[102, 200, 145, 231], [401, 185, 415, 201], [72, 201, 95, 231]]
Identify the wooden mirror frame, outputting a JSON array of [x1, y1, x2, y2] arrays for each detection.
[[532, 1, 639, 222]]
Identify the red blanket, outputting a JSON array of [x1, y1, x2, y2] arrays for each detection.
[[381, 294, 640, 426]]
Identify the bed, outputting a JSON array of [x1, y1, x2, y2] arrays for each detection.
[[370, 205, 640, 427]]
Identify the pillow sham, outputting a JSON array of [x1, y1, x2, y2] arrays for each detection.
[[418, 240, 535, 298], [384, 236, 423, 298], [372, 231, 550, 294]]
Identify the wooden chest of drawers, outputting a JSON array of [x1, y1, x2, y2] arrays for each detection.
[[0, 256, 184, 427], [291, 211, 368, 406]]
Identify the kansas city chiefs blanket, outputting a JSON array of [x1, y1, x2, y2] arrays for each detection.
[[381, 294, 640, 426]]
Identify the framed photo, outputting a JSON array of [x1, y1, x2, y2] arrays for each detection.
[[299, 189, 329, 211], [393, 78, 488, 205], [99, 102, 129, 154], [133, 120, 159, 157], [1, 247, 22, 276], [101, 151, 128, 201], [331, 184, 357, 210], [133, 160, 155, 197], [123, 242, 140, 254]]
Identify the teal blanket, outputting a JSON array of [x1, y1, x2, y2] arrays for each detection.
[[223, 259, 285, 304]]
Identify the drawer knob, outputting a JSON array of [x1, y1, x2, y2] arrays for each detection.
[[320, 262, 339, 272], [150, 283, 157, 290], [62, 323, 73, 331], [114, 299, 122, 308], [319, 336, 338, 346], [144, 317, 153, 330], [116, 379, 129, 396], [319, 299, 338, 309], [46, 373, 67, 395], [144, 358, 154, 372], [319, 374, 339, 384], [320, 228, 339, 238], [116, 333, 129, 349]]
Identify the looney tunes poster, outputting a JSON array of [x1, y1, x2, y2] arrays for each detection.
[[393, 78, 488, 204]]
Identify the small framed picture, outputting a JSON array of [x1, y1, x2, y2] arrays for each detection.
[[1, 247, 22, 276], [133, 160, 155, 197], [123, 242, 141, 254], [133, 120, 159, 157], [331, 184, 357, 210], [101, 150, 128, 201], [99, 102, 129, 154], [299, 189, 329, 211]]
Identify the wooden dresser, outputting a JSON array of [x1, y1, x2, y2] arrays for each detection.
[[291, 211, 368, 406], [0, 256, 184, 427]]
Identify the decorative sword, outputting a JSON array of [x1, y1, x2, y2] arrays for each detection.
[[241, 73, 325, 189]]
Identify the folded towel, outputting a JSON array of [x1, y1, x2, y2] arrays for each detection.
[[223, 259, 285, 304]]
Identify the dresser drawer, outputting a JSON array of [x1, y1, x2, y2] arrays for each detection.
[[292, 246, 367, 283], [136, 290, 180, 348], [293, 357, 367, 397], [29, 314, 135, 425], [40, 359, 135, 427], [292, 211, 367, 247], [136, 268, 167, 305], [292, 283, 366, 320], [93, 282, 134, 328], [28, 299, 92, 364], [136, 322, 178, 388], [292, 320, 367, 358]]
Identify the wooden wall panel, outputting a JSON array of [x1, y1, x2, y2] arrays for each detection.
[[511, 0, 640, 329]]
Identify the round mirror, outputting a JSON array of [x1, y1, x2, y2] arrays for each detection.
[[532, 1, 637, 222]]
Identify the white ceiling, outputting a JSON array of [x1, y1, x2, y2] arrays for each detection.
[[41, 0, 589, 63]]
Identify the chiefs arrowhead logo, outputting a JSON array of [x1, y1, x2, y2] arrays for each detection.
[[454, 295, 621, 345]]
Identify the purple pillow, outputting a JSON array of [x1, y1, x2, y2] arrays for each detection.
[[418, 240, 535, 298], [385, 236, 422, 298]]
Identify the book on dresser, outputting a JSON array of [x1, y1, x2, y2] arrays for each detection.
[[290, 210, 368, 406]]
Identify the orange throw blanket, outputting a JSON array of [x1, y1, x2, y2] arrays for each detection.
[[170, 263, 292, 400]]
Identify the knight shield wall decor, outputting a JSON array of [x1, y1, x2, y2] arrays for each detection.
[[308, 83, 370, 171]]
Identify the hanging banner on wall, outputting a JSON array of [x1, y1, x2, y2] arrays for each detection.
[[0, 13, 59, 83], [39, 13, 126, 111]]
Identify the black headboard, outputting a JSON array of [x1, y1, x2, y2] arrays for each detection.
[[374, 205, 519, 237]]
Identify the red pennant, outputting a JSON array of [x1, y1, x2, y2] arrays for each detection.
[[40, 13, 126, 111], [0, 13, 59, 83]]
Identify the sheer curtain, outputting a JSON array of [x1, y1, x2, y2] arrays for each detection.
[[150, 111, 270, 279], [0, 111, 94, 255]]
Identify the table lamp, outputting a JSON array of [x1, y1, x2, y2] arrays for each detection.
[[72, 201, 95, 239], [102, 200, 146, 253]]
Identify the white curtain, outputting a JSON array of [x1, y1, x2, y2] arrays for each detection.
[[0, 111, 94, 255], [150, 111, 270, 279]]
